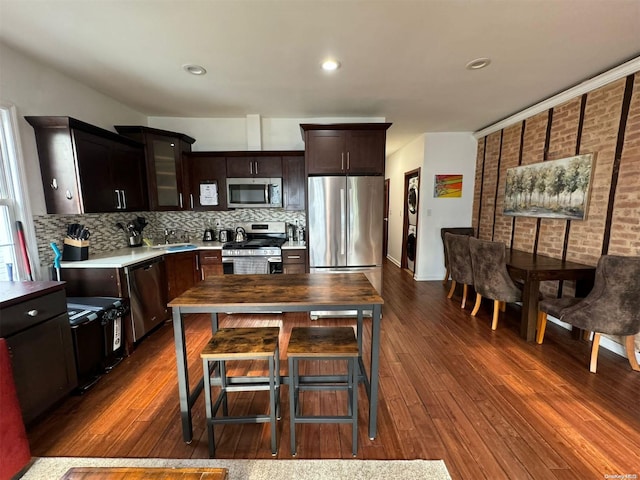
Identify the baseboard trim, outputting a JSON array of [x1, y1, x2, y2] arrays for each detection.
[[547, 315, 639, 363]]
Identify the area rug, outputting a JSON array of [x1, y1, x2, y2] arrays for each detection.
[[20, 457, 452, 480]]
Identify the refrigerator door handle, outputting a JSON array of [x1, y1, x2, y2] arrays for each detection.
[[340, 187, 346, 256]]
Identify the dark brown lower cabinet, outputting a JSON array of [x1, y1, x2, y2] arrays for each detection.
[[199, 251, 223, 280], [165, 251, 201, 301], [283, 248, 307, 274], [0, 283, 77, 426]]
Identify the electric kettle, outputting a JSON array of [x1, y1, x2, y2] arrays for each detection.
[[218, 229, 233, 243], [235, 226, 247, 243]]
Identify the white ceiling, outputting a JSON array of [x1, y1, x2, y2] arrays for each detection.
[[1, 0, 639, 154]]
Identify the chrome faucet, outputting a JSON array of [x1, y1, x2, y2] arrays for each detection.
[[164, 228, 176, 244]]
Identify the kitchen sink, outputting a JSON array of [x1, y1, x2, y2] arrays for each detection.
[[150, 242, 194, 250]]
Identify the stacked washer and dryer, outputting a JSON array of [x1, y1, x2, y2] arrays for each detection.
[[406, 176, 419, 272]]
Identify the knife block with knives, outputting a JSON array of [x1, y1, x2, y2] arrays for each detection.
[[62, 223, 90, 261]]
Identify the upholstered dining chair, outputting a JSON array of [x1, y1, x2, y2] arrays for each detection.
[[468, 237, 522, 330], [441, 227, 475, 285], [444, 232, 474, 308], [537, 255, 640, 373]]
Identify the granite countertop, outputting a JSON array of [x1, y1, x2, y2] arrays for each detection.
[[61, 241, 306, 269]]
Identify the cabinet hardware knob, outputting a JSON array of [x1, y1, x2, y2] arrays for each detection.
[[65, 190, 73, 200], [27, 310, 39, 317], [51, 178, 58, 190]]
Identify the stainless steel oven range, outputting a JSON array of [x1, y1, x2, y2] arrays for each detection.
[[222, 222, 287, 274]]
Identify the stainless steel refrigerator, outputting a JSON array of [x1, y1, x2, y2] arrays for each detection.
[[308, 176, 383, 316]]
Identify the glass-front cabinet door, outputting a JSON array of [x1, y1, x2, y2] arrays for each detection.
[[114, 126, 196, 211], [150, 136, 181, 208]]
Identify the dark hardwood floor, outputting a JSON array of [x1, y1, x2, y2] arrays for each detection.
[[27, 260, 640, 479]]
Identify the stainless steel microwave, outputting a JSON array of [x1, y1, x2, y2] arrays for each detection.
[[226, 177, 282, 208]]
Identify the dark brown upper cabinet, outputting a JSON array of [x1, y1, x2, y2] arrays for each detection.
[[225, 154, 282, 177], [282, 154, 305, 211], [301, 123, 392, 175], [114, 126, 196, 211], [183, 152, 228, 211], [25, 116, 148, 214]]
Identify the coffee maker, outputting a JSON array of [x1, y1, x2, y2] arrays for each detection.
[[203, 229, 214, 241], [203, 219, 215, 242]]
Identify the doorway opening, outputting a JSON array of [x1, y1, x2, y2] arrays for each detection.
[[401, 168, 420, 274]]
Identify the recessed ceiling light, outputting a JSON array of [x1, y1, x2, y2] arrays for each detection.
[[321, 59, 341, 71], [183, 64, 207, 75], [465, 58, 491, 70]]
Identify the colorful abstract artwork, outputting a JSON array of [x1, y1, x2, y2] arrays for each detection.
[[434, 174, 463, 198]]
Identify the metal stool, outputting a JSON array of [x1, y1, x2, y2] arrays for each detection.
[[287, 326, 359, 456], [200, 327, 280, 457]]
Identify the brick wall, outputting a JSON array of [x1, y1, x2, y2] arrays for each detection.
[[473, 71, 639, 351], [471, 138, 485, 235], [569, 78, 626, 264], [610, 74, 640, 256], [477, 132, 501, 239], [492, 123, 522, 245], [474, 73, 637, 265], [537, 96, 581, 261]]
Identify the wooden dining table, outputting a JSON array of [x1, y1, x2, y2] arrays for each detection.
[[506, 249, 596, 341], [168, 272, 384, 443]]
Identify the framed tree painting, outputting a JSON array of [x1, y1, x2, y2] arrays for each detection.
[[503, 153, 595, 220]]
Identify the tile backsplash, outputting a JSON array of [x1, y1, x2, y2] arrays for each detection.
[[33, 209, 305, 267]]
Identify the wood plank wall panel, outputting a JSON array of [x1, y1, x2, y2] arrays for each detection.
[[493, 123, 522, 245], [609, 74, 640, 258], [511, 111, 549, 252], [568, 78, 626, 265], [477, 132, 501, 240]]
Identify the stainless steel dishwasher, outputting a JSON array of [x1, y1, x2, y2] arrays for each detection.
[[125, 257, 170, 342]]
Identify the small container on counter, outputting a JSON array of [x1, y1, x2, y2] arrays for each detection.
[[62, 238, 89, 261]]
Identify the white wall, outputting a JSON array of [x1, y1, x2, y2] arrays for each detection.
[[149, 116, 385, 151], [0, 40, 386, 213], [414, 133, 477, 281], [0, 42, 147, 215], [385, 132, 477, 281], [385, 134, 425, 267]]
